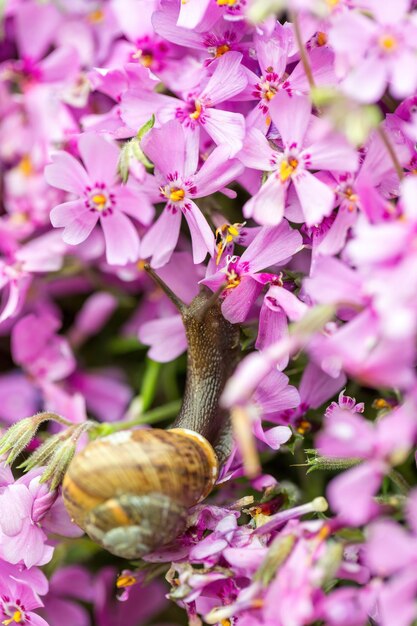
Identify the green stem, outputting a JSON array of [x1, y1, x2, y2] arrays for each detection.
[[291, 12, 315, 91], [103, 400, 182, 434], [377, 126, 404, 180], [139, 358, 162, 412]]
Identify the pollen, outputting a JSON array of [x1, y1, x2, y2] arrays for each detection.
[[189, 101, 202, 120], [92, 193, 107, 210], [215, 44, 230, 57], [169, 188, 185, 202], [88, 9, 104, 22], [18, 155, 33, 177], [116, 574, 137, 588], [2, 611, 23, 625], [379, 33, 397, 52], [316, 31, 328, 46], [226, 269, 241, 289], [279, 158, 298, 182], [217, 0, 238, 5]]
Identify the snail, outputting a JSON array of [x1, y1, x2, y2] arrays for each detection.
[[62, 267, 240, 559]]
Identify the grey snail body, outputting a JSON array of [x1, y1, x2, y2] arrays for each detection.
[[62, 280, 240, 559]]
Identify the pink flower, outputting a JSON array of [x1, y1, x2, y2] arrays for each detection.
[[45, 133, 156, 265], [11, 313, 76, 384], [202, 220, 303, 323], [241, 91, 359, 226], [40, 566, 93, 626], [0, 574, 48, 626], [140, 120, 243, 267], [329, 0, 417, 102], [122, 51, 247, 156]]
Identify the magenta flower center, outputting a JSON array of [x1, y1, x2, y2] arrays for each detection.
[[176, 99, 207, 129], [253, 72, 281, 112], [1, 599, 26, 625], [84, 183, 115, 215], [160, 173, 196, 212]]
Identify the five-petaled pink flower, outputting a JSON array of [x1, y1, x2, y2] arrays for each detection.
[[45, 133, 156, 265]]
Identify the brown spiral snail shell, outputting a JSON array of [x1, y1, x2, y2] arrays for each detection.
[[62, 271, 240, 559]]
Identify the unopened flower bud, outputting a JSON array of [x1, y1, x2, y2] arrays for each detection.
[[0, 413, 61, 465], [39, 422, 92, 490], [254, 534, 296, 586]]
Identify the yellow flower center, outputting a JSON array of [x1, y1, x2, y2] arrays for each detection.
[[217, 0, 238, 5], [226, 269, 240, 289], [169, 188, 185, 202], [2, 611, 23, 625], [215, 44, 230, 57], [116, 574, 137, 588], [189, 101, 203, 120], [18, 155, 33, 177], [132, 50, 153, 68], [279, 158, 298, 182], [326, 0, 340, 7], [215, 223, 243, 265], [92, 193, 108, 210], [379, 33, 397, 52], [316, 31, 328, 46], [88, 9, 104, 23]]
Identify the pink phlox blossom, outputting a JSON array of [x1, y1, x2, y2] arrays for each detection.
[[202, 220, 303, 323], [5, 3, 79, 90], [122, 51, 247, 156], [11, 312, 76, 383], [45, 133, 156, 265], [0, 561, 48, 597], [140, 120, 243, 267], [175, 0, 246, 31], [0, 372, 40, 426], [329, 0, 417, 103], [323, 400, 417, 525], [93, 566, 167, 626], [273, 361, 346, 430], [67, 369, 132, 422], [40, 565, 93, 626], [0, 230, 67, 326], [256, 278, 309, 368], [67, 291, 118, 348], [153, 1, 251, 65], [317, 585, 375, 626], [0, 573, 49, 626], [0, 469, 56, 568], [240, 91, 359, 226], [251, 370, 299, 449], [325, 389, 364, 418], [245, 24, 335, 129]]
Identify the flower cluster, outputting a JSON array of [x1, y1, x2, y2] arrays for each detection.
[[2, 0, 417, 624]]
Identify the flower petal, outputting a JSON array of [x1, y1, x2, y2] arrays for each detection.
[[78, 133, 120, 184], [182, 200, 215, 264], [293, 170, 335, 226], [221, 276, 263, 323], [268, 91, 311, 150], [140, 207, 182, 268], [203, 109, 245, 157], [200, 52, 247, 105], [243, 175, 286, 226], [100, 211, 140, 265], [45, 152, 90, 195], [240, 220, 302, 274]]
